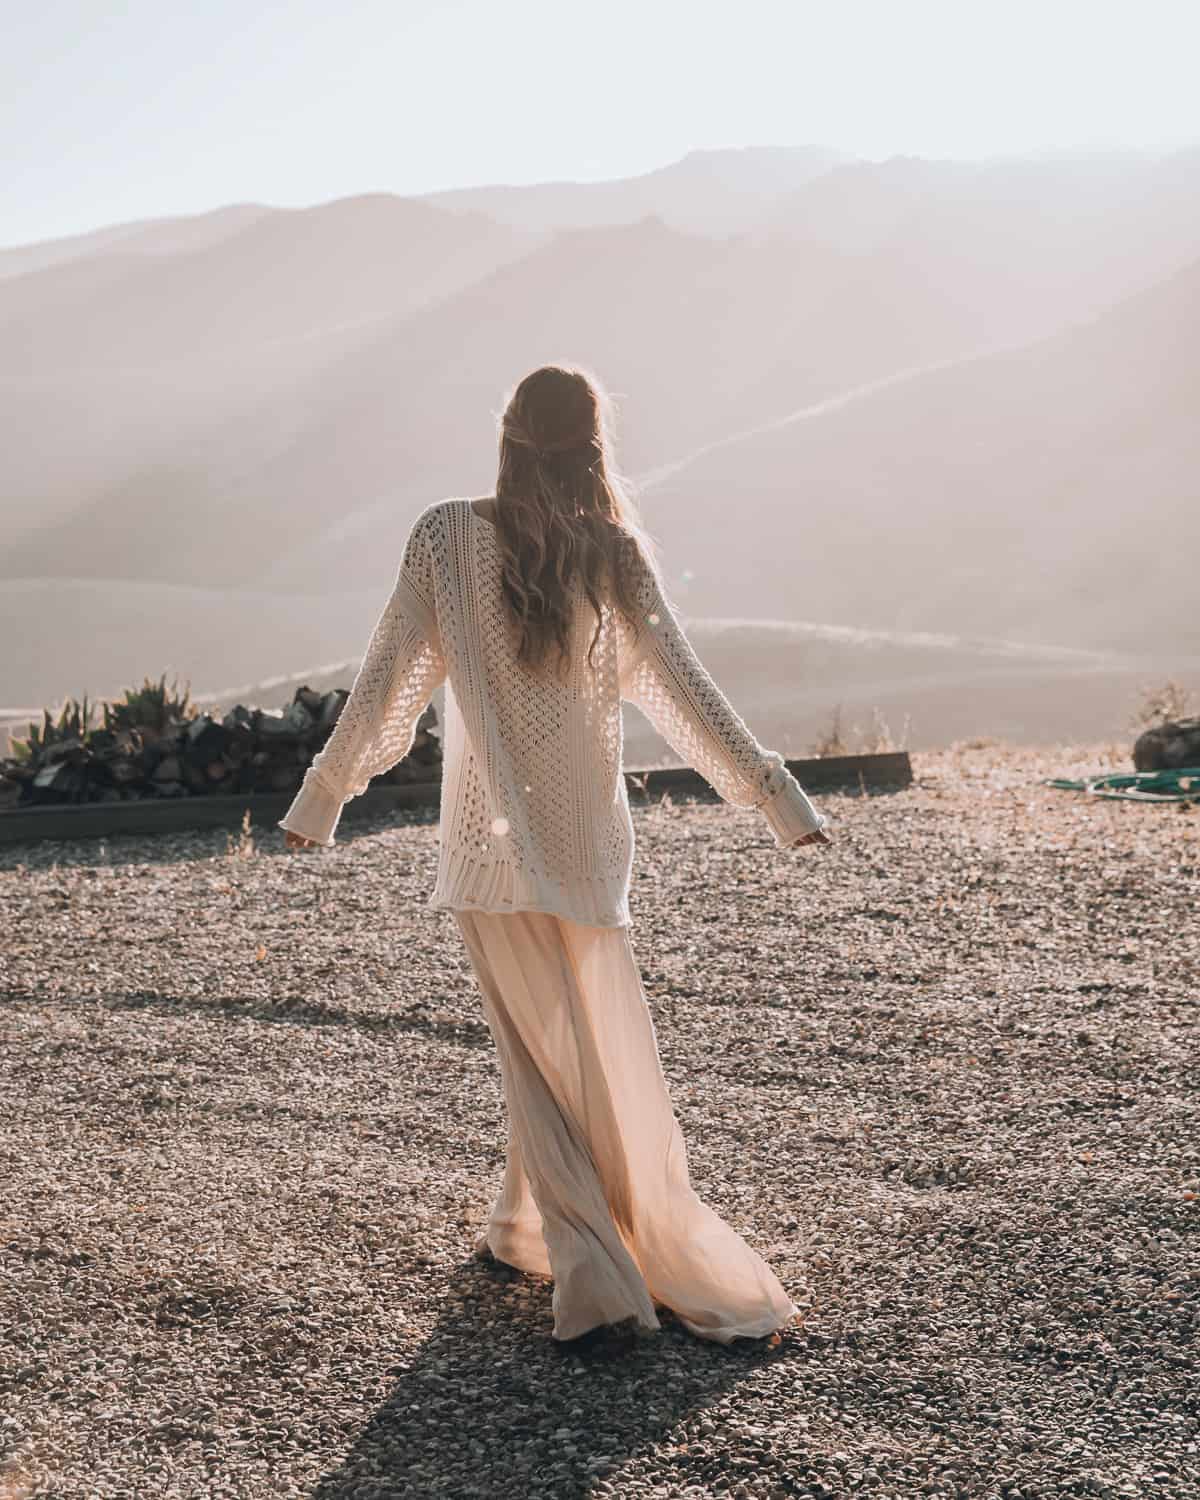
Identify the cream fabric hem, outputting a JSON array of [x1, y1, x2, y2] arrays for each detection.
[[454, 906, 801, 1345], [431, 845, 634, 928]]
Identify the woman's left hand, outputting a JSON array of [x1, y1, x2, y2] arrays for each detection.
[[285, 830, 321, 850]]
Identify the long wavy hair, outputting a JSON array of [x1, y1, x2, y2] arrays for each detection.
[[491, 364, 662, 680]]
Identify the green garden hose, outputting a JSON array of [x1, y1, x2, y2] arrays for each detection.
[[1044, 768, 1200, 802]]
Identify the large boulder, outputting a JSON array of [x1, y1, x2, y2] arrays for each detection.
[[255, 703, 314, 743], [32, 761, 87, 802], [184, 713, 231, 767], [1133, 716, 1200, 771], [222, 704, 256, 732], [317, 689, 349, 734]]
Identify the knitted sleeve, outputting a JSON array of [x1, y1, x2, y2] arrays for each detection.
[[277, 507, 447, 847], [618, 556, 827, 847]]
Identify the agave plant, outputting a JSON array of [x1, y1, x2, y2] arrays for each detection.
[[11, 694, 96, 761], [103, 674, 196, 736]]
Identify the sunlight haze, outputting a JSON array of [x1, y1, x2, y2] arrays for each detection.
[[3, 0, 1198, 246], [3, 0, 1199, 753]]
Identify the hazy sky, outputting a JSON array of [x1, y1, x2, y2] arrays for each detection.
[[4, 0, 1198, 247]]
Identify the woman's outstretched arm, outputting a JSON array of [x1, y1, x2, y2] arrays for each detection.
[[618, 557, 828, 848], [278, 508, 447, 848]]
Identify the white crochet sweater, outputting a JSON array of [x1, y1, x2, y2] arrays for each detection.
[[278, 497, 827, 927]]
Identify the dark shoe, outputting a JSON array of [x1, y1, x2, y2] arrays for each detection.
[[552, 1314, 648, 1360], [727, 1325, 796, 1357], [471, 1241, 521, 1281]]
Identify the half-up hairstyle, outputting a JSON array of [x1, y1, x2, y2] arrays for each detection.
[[491, 363, 662, 681]]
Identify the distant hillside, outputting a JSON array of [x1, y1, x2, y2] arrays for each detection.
[[768, 149, 1200, 344], [4, 147, 1199, 753], [187, 620, 1200, 765], [6, 602, 1195, 764], [0, 196, 537, 372], [0, 203, 272, 280], [642, 258, 1200, 654], [0, 576, 374, 722], [6, 148, 1200, 603], [421, 145, 849, 236], [0, 217, 985, 590]]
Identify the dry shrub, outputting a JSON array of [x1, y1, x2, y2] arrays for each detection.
[[859, 706, 911, 754], [1130, 679, 1194, 730], [810, 704, 911, 757], [810, 705, 849, 758], [224, 807, 256, 860]]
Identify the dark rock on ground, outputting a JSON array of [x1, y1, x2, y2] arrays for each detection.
[[1133, 715, 1200, 770]]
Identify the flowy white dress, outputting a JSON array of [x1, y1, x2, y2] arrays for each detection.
[[455, 907, 801, 1344]]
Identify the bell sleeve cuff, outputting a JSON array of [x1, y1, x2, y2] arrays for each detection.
[[277, 767, 343, 847], [759, 772, 828, 847]]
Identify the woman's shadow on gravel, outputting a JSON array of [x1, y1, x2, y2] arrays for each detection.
[[311, 1252, 801, 1500]]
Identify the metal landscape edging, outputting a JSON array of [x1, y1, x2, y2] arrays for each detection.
[[0, 751, 911, 846]]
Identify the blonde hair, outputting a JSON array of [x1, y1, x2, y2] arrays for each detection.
[[491, 363, 662, 679]]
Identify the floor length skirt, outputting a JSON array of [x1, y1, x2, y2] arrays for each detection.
[[453, 906, 801, 1344]]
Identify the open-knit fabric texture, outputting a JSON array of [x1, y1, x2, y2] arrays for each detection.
[[278, 497, 827, 926]]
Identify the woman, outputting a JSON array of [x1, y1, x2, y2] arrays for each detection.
[[279, 364, 831, 1353]]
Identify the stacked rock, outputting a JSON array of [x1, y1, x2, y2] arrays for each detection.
[[0, 685, 441, 807]]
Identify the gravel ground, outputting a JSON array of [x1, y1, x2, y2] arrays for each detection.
[[1, 741, 1196, 1500]]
